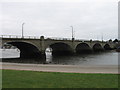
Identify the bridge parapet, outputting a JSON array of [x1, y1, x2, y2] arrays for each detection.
[[1, 35, 74, 41], [0, 35, 41, 39], [1, 35, 107, 43]]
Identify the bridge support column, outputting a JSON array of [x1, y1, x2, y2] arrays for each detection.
[[40, 36, 46, 58], [72, 38, 76, 54]]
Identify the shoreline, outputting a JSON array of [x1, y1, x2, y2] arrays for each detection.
[[1, 62, 119, 74]]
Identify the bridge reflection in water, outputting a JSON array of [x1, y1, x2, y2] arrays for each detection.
[[1, 49, 118, 66]]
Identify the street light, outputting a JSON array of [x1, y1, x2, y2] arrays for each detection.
[[22, 23, 25, 38], [70, 26, 74, 39], [101, 33, 103, 42]]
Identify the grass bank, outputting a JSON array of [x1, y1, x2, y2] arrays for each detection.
[[2, 69, 119, 88]]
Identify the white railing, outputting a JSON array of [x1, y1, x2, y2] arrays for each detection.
[[45, 37, 72, 41], [0, 35, 21, 38], [0, 35, 104, 42], [0, 35, 73, 41], [0, 35, 41, 39]]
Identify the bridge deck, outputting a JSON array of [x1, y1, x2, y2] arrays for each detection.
[[1, 35, 104, 42]]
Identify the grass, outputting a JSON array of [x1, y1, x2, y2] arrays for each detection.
[[2, 69, 119, 88]]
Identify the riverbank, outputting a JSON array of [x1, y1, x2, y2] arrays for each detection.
[[1, 62, 119, 74], [2, 69, 119, 88]]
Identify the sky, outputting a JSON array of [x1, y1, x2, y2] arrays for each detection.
[[0, 0, 119, 41]]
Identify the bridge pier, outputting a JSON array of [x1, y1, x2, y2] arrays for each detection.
[[40, 36, 46, 59]]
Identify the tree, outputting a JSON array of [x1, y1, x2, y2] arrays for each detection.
[[113, 39, 118, 43], [108, 39, 112, 42]]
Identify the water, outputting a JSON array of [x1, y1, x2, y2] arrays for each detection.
[[52, 51, 118, 65], [0, 49, 119, 66], [0, 49, 20, 59]]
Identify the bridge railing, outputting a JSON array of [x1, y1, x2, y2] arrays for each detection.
[[0, 35, 105, 42], [0, 35, 22, 38], [0, 35, 41, 39], [45, 37, 72, 41], [23, 36, 40, 39], [0, 35, 72, 40]]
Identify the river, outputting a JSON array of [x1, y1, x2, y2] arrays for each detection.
[[0, 49, 119, 66]]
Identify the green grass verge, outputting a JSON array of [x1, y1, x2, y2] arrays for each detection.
[[2, 69, 119, 88]]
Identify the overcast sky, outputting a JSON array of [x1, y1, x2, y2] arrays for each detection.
[[0, 0, 118, 40]]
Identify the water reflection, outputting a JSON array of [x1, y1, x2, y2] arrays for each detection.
[[52, 51, 118, 65], [1, 48, 119, 66]]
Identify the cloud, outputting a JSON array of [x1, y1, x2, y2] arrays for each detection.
[[1, 1, 118, 40]]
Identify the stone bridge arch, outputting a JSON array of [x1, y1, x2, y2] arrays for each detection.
[[45, 42, 73, 56], [103, 43, 112, 50], [92, 43, 103, 51], [75, 43, 92, 53], [3, 41, 42, 58]]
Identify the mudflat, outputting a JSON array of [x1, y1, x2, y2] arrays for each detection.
[[1, 62, 119, 74]]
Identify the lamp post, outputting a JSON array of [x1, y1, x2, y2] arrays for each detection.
[[101, 33, 103, 42], [22, 23, 25, 38], [70, 26, 74, 40]]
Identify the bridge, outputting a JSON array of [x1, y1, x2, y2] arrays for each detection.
[[0, 35, 115, 58]]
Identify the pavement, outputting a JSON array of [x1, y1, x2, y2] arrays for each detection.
[[0, 62, 119, 74]]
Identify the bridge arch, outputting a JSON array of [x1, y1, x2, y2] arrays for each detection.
[[93, 43, 103, 51], [75, 43, 92, 54], [49, 42, 73, 56], [5, 41, 42, 58], [104, 44, 111, 50]]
